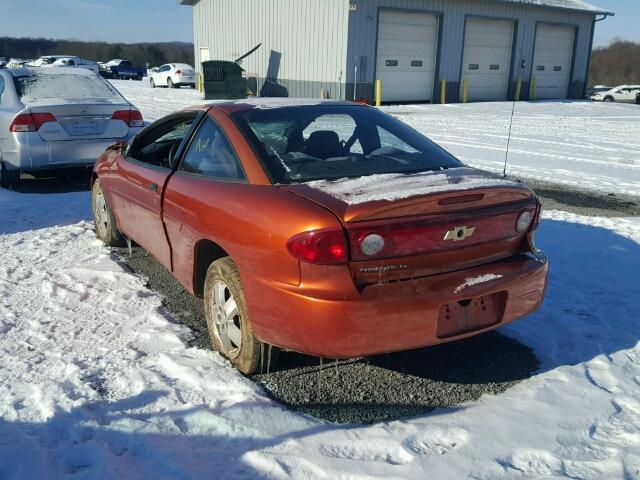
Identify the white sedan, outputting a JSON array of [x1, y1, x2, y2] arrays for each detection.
[[45, 57, 99, 74], [149, 63, 196, 89], [591, 85, 640, 103]]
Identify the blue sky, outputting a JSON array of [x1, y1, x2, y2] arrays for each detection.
[[0, 0, 636, 47]]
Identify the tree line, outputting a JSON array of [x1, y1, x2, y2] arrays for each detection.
[[589, 40, 640, 87], [0, 37, 194, 68]]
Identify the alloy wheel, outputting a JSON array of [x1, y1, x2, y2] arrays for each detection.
[[209, 280, 242, 358]]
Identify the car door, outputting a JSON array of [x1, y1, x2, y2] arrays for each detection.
[[104, 113, 199, 269], [162, 114, 248, 289]]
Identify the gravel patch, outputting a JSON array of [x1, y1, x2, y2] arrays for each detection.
[[117, 246, 539, 424]]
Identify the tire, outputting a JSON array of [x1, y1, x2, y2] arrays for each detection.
[[0, 160, 19, 189], [190, 84, 196, 89], [204, 257, 279, 375], [604, 96, 614, 102], [168, 78, 178, 89], [150, 78, 156, 88], [636, 93, 640, 105], [92, 178, 125, 247], [136, 73, 143, 81]]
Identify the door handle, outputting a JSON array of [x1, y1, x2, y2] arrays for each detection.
[[149, 183, 158, 192]]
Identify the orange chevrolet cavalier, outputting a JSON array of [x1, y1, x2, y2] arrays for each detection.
[[92, 99, 548, 374]]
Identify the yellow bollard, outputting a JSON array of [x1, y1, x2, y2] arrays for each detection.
[[375, 79, 382, 107], [440, 79, 446, 104], [514, 79, 522, 102], [462, 79, 468, 103], [198, 73, 204, 93], [531, 78, 537, 100]]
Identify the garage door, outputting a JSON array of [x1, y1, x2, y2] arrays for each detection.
[[460, 18, 514, 101], [375, 10, 439, 102], [531, 24, 575, 99]]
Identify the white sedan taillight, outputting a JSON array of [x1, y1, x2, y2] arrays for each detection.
[[9, 112, 56, 132], [112, 110, 144, 128]]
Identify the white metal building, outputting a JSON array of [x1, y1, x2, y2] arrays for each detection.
[[180, 0, 613, 103]]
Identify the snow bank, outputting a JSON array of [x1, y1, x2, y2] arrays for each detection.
[[305, 168, 519, 204]]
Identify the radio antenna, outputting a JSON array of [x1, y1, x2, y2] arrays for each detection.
[[503, 27, 527, 177]]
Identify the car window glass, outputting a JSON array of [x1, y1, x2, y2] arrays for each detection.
[[180, 117, 244, 179], [130, 115, 196, 168], [15, 72, 123, 103], [233, 105, 462, 183], [376, 126, 419, 154], [302, 114, 363, 153]]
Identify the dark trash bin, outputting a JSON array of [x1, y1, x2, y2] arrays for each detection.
[[201, 61, 247, 100]]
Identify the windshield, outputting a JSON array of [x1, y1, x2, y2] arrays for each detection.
[[232, 105, 462, 183], [14, 71, 124, 103]]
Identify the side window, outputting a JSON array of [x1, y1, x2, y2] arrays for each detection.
[[179, 118, 244, 180], [129, 115, 196, 167], [376, 126, 419, 154]]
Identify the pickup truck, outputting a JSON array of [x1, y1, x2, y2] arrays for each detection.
[[99, 59, 146, 80]]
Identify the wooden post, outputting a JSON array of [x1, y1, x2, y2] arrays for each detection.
[[462, 79, 468, 103], [440, 79, 446, 104], [514, 79, 522, 102], [375, 79, 382, 107]]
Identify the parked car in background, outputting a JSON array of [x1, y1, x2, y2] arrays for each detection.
[[0, 68, 143, 187], [149, 63, 196, 88], [98, 59, 146, 80], [591, 85, 640, 103], [45, 56, 99, 74], [7, 59, 31, 68], [91, 99, 548, 374], [27, 55, 70, 67]]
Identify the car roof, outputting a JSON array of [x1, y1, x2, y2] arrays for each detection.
[[213, 98, 367, 114]]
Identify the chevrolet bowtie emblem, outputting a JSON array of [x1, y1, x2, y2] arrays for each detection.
[[444, 226, 476, 241]]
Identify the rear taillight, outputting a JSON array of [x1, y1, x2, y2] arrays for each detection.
[[9, 112, 56, 132], [112, 110, 144, 128], [287, 228, 348, 265], [175, 69, 182, 75]]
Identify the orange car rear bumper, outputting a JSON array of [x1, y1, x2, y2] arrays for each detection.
[[246, 253, 548, 358]]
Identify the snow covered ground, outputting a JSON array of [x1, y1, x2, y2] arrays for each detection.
[[110, 80, 640, 197], [1, 185, 640, 479], [1, 82, 639, 478]]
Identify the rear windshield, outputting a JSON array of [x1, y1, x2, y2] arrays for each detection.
[[14, 72, 124, 103], [232, 105, 462, 183]]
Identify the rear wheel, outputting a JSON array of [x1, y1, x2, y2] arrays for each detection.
[[204, 257, 279, 375], [92, 178, 125, 247], [604, 96, 614, 102], [0, 161, 19, 189], [167, 78, 175, 89], [136, 73, 143, 81]]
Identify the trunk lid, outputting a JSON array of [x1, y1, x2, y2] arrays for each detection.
[[282, 167, 537, 285], [28, 103, 131, 141]]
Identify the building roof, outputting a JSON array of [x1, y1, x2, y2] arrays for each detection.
[[494, 0, 613, 15], [179, 0, 613, 16]]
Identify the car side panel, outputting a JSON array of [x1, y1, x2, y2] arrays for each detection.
[[161, 174, 343, 294]]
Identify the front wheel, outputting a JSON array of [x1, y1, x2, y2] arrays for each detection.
[[204, 257, 279, 375], [150, 78, 156, 88], [92, 178, 125, 247]]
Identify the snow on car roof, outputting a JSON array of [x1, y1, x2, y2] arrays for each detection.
[[495, 0, 613, 14], [225, 97, 357, 111], [304, 168, 520, 205]]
